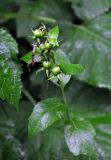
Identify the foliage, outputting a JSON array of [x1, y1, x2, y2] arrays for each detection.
[[0, 0, 111, 159]]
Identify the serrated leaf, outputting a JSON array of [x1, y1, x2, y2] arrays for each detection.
[[61, 13, 111, 89], [20, 48, 42, 64], [65, 118, 96, 157], [0, 58, 22, 107], [0, 29, 18, 59], [59, 63, 84, 75], [0, 29, 22, 107], [28, 98, 66, 137]]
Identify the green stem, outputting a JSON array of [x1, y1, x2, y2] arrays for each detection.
[[0, 13, 56, 23], [59, 82, 70, 121], [22, 88, 36, 106]]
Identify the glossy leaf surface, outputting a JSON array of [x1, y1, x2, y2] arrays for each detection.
[[65, 118, 96, 156], [28, 98, 66, 137]]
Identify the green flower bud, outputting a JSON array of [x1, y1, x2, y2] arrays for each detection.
[[43, 61, 52, 69], [51, 66, 61, 75], [32, 29, 44, 37], [45, 43, 52, 49], [39, 44, 46, 51]]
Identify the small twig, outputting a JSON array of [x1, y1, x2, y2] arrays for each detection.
[[22, 88, 36, 106]]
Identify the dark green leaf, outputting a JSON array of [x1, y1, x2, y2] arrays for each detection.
[[61, 13, 111, 89], [59, 63, 84, 75], [0, 29, 22, 107], [68, 0, 111, 20], [0, 59, 22, 107], [34, 127, 75, 160], [65, 118, 96, 157], [0, 29, 18, 59], [28, 98, 66, 137], [65, 79, 111, 159]]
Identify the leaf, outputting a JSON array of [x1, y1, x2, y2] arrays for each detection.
[[28, 98, 66, 137], [35, 127, 76, 160], [55, 49, 70, 64], [47, 26, 59, 46], [0, 101, 29, 160], [20, 48, 42, 64], [59, 63, 84, 75], [51, 49, 71, 87], [48, 26, 59, 39], [0, 29, 22, 107], [61, 13, 111, 89], [65, 79, 111, 159], [65, 118, 96, 157], [0, 29, 18, 59], [68, 0, 111, 20], [39, 77, 111, 159]]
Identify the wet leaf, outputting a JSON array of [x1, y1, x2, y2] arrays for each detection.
[[28, 98, 66, 137], [0, 29, 22, 107], [65, 118, 96, 157], [68, 0, 111, 20], [62, 13, 111, 89]]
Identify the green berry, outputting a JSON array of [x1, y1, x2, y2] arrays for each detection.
[[43, 61, 52, 69], [39, 44, 46, 51], [45, 43, 52, 49], [32, 29, 44, 37], [51, 66, 61, 75]]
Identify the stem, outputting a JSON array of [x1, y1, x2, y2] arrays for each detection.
[[59, 82, 70, 121], [22, 88, 36, 106], [0, 13, 56, 23]]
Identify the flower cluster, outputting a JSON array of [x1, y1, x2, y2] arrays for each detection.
[[31, 25, 61, 80]]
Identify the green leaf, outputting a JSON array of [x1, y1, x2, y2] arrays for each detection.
[[59, 63, 84, 75], [0, 59, 22, 107], [39, 77, 111, 159], [34, 127, 76, 160], [51, 49, 71, 87], [55, 49, 70, 64], [61, 13, 111, 89], [65, 79, 111, 159], [28, 98, 66, 137], [20, 48, 41, 64], [0, 29, 22, 107], [65, 118, 96, 157], [68, 0, 111, 20], [48, 26, 59, 39], [0, 29, 18, 59], [47, 26, 59, 46]]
